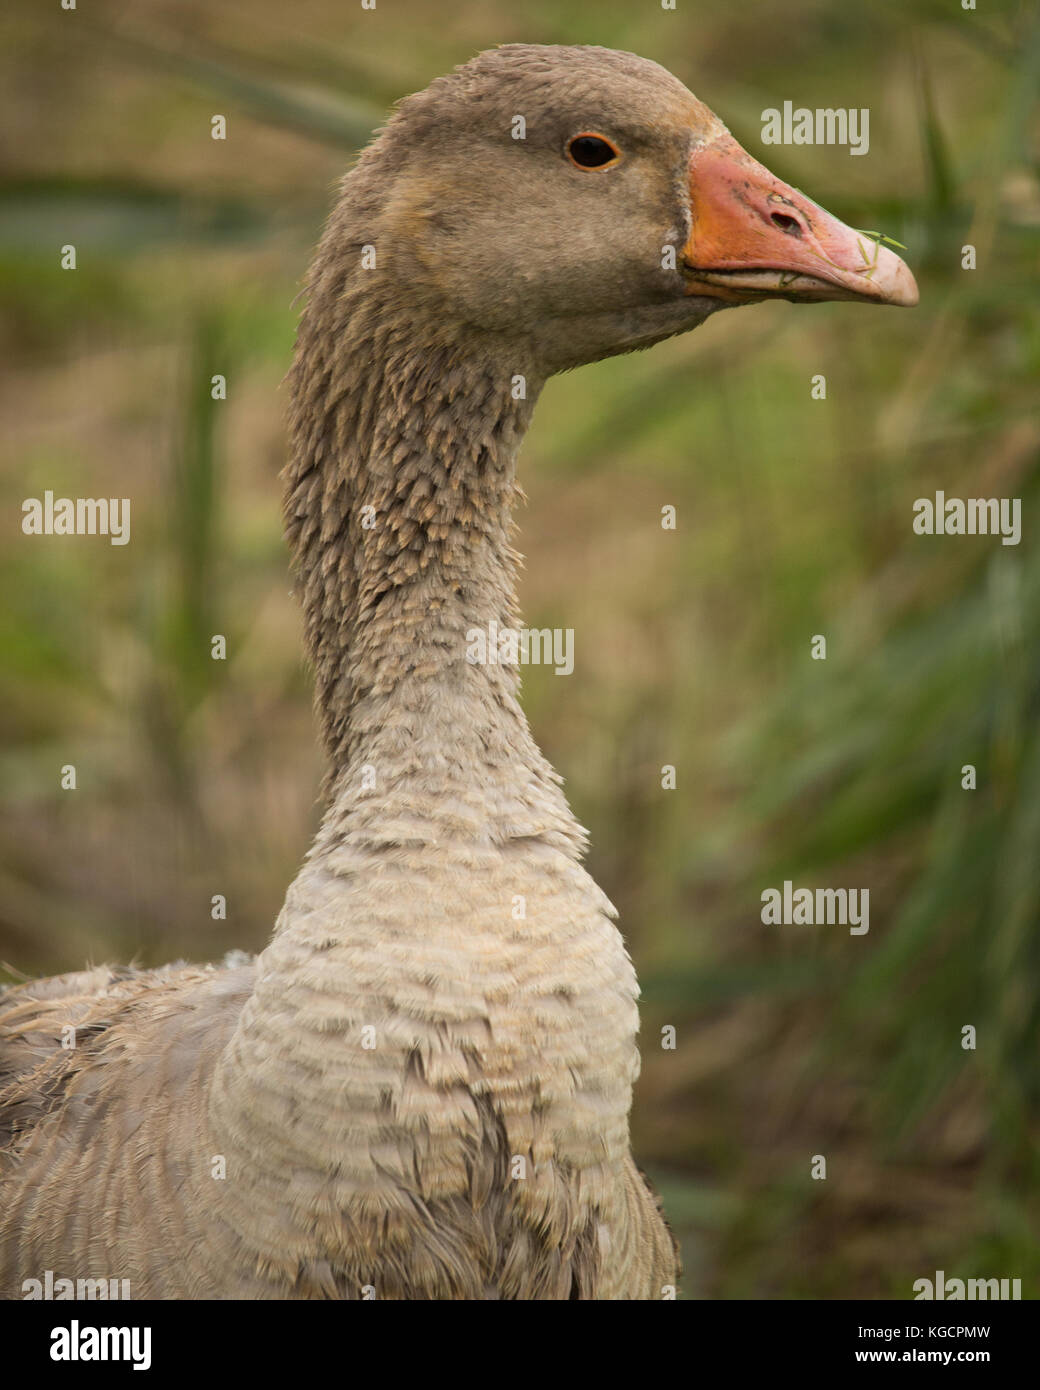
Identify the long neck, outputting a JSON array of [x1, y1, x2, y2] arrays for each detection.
[[205, 258, 640, 1272], [284, 273, 585, 859]]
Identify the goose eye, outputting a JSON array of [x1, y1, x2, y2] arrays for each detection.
[[567, 134, 620, 169]]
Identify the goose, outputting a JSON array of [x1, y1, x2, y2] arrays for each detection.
[[0, 44, 916, 1300]]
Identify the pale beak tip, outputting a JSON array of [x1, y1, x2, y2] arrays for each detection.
[[875, 243, 920, 308]]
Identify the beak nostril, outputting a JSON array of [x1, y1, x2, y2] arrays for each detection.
[[770, 211, 803, 237]]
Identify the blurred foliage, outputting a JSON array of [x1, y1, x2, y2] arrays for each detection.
[[1, 0, 1038, 1298]]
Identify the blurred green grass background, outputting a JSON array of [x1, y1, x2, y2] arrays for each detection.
[[1, 0, 1038, 1298]]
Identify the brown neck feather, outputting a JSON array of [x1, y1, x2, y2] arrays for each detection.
[[284, 254, 586, 857]]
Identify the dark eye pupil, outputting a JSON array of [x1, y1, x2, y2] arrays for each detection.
[[569, 136, 616, 168]]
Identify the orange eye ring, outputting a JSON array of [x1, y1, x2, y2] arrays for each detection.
[[567, 133, 621, 169]]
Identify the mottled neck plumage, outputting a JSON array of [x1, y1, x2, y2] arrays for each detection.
[[285, 261, 583, 855]]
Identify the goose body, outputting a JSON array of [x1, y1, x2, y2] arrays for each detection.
[[0, 45, 915, 1299]]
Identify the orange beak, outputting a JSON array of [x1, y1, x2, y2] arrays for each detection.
[[683, 133, 918, 307]]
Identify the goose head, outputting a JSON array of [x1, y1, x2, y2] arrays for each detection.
[[359, 44, 918, 375]]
